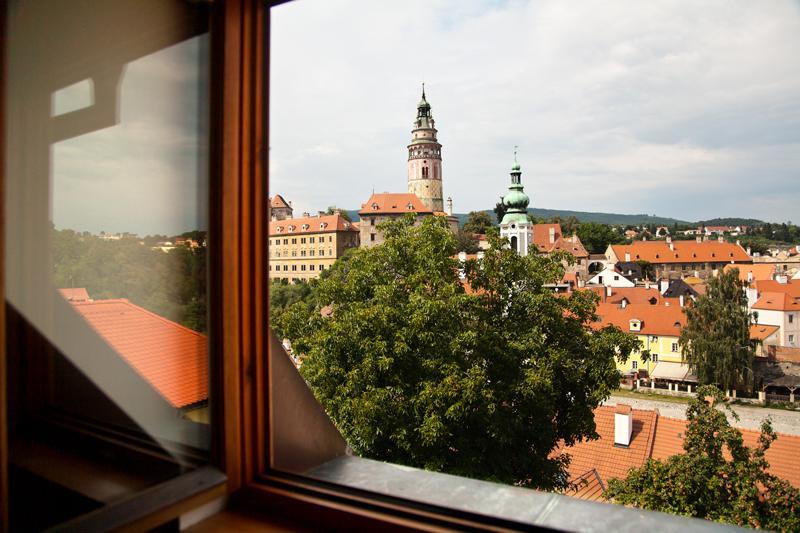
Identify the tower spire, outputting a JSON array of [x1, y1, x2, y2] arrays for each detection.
[[422, 82, 426, 99]]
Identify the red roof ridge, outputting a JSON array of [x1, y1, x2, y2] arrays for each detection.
[[73, 298, 207, 341]]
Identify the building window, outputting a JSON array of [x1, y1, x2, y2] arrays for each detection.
[[790, 335, 795, 344], [370, 218, 375, 226], [632, 361, 638, 370], [790, 314, 794, 324], [310, 237, 315, 243], [310, 265, 315, 271], [320, 264, 325, 270], [291, 265, 297, 271], [283, 265, 288, 271], [652, 354, 658, 363], [310, 250, 315, 256], [671, 342, 678, 352], [291, 238, 297, 244], [301, 237, 306, 244], [319, 249, 324, 256], [370, 234, 376, 242], [283, 238, 288, 245], [301, 265, 306, 271]]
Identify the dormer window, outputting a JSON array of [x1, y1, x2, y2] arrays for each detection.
[[407, 203, 414, 210], [276, 226, 283, 233], [649, 297, 657, 305], [320, 222, 328, 230], [288, 225, 295, 232], [371, 203, 378, 210], [301, 224, 309, 231], [711, 253, 716, 257], [629, 319, 642, 332]]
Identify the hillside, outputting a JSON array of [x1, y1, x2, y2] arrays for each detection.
[[347, 208, 691, 226]]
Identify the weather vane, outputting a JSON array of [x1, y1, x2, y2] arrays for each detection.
[[514, 145, 519, 164]]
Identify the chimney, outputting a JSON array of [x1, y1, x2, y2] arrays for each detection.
[[606, 286, 612, 297], [458, 251, 466, 262], [614, 404, 633, 447], [666, 235, 672, 244], [645, 280, 650, 290], [659, 278, 669, 294], [746, 247, 752, 256], [736, 239, 741, 246], [302, 211, 310, 217], [447, 197, 453, 216], [625, 252, 631, 262], [718, 235, 724, 243], [777, 274, 788, 285], [549, 227, 556, 244], [696, 236, 702, 244], [747, 271, 753, 283], [679, 294, 685, 307], [621, 298, 627, 309], [668, 241, 674, 251]]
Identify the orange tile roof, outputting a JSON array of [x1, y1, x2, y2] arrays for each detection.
[[750, 324, 780, 341], [358, 193, 432, 215], [560, 406, 658, 488], [753, 279, 800, 298], [752, 291, 800, 312], [566, 469, 606, 502], [269, 213, 357, 236], [70, 299, 208, 409], [593, 302, 686, 336], [586, 286, 664, 306], [724, 263, 775, 283], [530, 224, 589, 258], [59, 287, 90, 302], [610, 241, 751, 264], [269, 194, 291, 209], [651, 416, 800, 489]]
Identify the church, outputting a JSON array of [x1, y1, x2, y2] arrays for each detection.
[[499, 155, 589, 278], [359, 86, 458, 247]]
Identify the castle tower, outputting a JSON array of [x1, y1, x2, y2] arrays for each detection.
[[500, 150, 532, 255], [407, 85, 443, 212]]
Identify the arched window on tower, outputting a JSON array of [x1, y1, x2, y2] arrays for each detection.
[[510, 235, 518, 252], [422, 167, 429, 178]]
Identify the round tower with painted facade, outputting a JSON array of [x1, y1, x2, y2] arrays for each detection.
[[407, 85, 444, 212]]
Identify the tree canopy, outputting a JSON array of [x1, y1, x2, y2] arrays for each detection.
[[606, 386, 800, 531], [493, 199, 507, 226], [576, 222, 625, 254], [276, 215, 641, 490], [462, 210, 494, 234], [679, 268, 754, 391]]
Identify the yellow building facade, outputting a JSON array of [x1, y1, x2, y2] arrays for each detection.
[[268, 213, 359, 282]]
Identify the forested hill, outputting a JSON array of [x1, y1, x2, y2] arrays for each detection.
[[347, 208, 691, 226], [697, 218, 765, 227]]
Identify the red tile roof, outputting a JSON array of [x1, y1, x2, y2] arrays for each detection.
[[531, 224, 589, 258], [358, 193, 432, 215], [269, 213, 357, 236], [753, 279, 800, 298], [750, 324, 780, 341], [651, 416, 800, 489], [724, 263, 775, 283], [586, 286, 664, 306], [70, 299, 208, 409], [269, 194, 291, 209], [560, 406, 658, 489], [610, 241, 751, 264], [566, 469, 606, 502], [752, 291, 800, 312], [592, 302, 686, 336]]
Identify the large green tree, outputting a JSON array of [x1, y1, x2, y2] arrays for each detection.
[[277, 215, 640, 490], [679, 268, 754, 391], [462, 210, 494, 234], [606, 386, 800, 531], [576, 222, 624, 254]]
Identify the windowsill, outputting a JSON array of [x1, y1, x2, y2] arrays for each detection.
[[302, 455, 739, 532]]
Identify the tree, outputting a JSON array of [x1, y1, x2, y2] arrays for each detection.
[[493, 199, 507, 225], [454, 229, 480, 253], [277, 215, 641, 490], [325, 206, 352, 222], [606, 386, 800, 531], [576, 222, 624, 254], [462, 210, 494, 234], [679, 268, 754, 391]]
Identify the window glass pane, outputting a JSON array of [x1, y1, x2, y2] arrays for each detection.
[[6, 1, 210, 529]]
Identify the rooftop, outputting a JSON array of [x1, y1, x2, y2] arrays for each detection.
[[610, 241, 751, 264], [358, 192, 432, 215], [269, 213, 357, 236]]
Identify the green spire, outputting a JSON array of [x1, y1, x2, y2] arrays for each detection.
[[501, 148, 529, 225]]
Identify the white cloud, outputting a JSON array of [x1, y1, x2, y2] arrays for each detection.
[[270, 0, 800, 222]]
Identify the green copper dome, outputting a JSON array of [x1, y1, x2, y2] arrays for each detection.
[[500, 158, 530, 225]]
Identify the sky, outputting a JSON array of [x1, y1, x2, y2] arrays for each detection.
[[52, 34, 209, 236], [270, 0, 800, 223]]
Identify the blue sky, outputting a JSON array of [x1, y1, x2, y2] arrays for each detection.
[[270, 0, 800, 223]]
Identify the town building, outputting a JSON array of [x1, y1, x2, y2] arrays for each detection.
[[560, 404, 800, 502], [269, 213, 359, 282], [269, 194, 294, 221], [498, 157, 589, 276], [592, 300, 690, 384], [702, 225, 749, 236], [407, 86, 445, 213], [63, 291, 209, 422], [748, 277, 800, 348], [357, 192, 458, 248], [752, 245, 800, 277], [586, 265, 635, 287], [605, 236, 751, 280]]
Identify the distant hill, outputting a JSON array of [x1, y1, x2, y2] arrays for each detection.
[[347, 208, 691, 226], [697, 218, 765, 227]]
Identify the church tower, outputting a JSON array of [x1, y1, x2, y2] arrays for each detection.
[[407, 85, 444, 212], [499, 150, 532, 255]]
